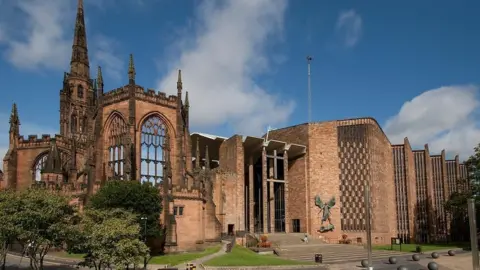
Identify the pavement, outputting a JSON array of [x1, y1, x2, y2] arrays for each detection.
[[5, 246, 476, 270], [3, 253, 85, 269]]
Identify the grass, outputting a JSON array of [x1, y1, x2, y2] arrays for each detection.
[[373, 242, 469, 253], [149, 245, 221, 266], [203, 245, 316, 266]]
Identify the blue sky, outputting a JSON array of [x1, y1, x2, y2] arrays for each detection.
[[0, 0, 479, 166]]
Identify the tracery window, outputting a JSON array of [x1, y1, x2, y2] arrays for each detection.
[[140, 115, 167, 185], [77, 85, 84, 98], [31, 152, 69, 181], [32, 154, 48, 181], [107, 115, 128, 180], [71, 113, 77, 134]]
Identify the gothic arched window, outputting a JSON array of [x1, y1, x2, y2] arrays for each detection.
[[32, 152, 69, 182], [140, 115, 167, 185], [71, 113, 77, 134], [107, 114, 128, 180], [80, 115, 87, 133], [77, 85, 84, 98], [32, 154, 48, 181]]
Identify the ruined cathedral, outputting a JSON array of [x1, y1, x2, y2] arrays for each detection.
[[2, 0, 473, 251]]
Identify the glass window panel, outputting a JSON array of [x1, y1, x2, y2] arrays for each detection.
[[140, 115, 167, 184]]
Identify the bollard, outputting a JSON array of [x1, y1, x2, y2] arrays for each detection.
[[431, 252, 439, 259], [427, 261, 438, 270], [412, 254, 420, 261], [389, 256, 397, 264], [314, 253, 323, 263]]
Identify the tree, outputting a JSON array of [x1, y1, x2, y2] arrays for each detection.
[[15, 188, 76, 270], [0, 190, 22, 270], [445, 142, 480, 241], [88, 181, 163, 241], [73, 208, 149, 270]]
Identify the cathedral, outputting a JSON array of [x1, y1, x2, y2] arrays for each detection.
[[2, 0, 471, 252]]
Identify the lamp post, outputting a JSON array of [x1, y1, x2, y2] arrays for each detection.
[[467, 199, 479, 270], [141, 217, 147, 242], [364, 183, 373, 270], [141, 217, 148, 269]]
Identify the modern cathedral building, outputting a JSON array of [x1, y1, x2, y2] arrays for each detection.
[[2, 0, 470, 252]]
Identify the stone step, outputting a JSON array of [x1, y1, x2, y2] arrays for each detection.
[[277, 246, 408, 264]]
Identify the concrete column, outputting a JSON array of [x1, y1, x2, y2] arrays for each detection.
[[283, 149, 290, 233], [441, 150, 450, 240], [424, 144, 436, 242], [403, 139, 416, 243], [269, 181, 275, 232], [249, 156, 254, 233], [262, 147, 268, 233]]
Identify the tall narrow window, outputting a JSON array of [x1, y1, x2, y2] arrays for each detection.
[[77, 85, 84, 98], [140, 115, 167, 185], [71, 113, 77, 134], [32, 154, 48, 181], [81, 116, 87, 133], [107, 114, 128, 180]]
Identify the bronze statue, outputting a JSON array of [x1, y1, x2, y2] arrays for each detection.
[[315, 195, 336, 233]]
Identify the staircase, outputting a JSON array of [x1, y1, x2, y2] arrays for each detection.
[[266, 233, 326, 246], [278, 244, 409, 264], [266, 234, 409, 264]]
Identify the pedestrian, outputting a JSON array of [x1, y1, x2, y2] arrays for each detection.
[[304, 233, 308, 244]]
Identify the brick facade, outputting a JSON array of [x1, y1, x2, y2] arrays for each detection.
[[1, 0, 473, 251], [393, 142, 471, 244]]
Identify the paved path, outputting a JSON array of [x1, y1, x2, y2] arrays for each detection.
[[175, 241, 230, 269], [324, 251, 473, 269]]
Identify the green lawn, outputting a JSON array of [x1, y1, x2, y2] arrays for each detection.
[[203, 245, 315, 267], [149, 245, 221, 266], [374, 243, 468, 253]]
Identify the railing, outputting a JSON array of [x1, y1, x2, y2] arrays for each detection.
[[221, 233, 235, 253]]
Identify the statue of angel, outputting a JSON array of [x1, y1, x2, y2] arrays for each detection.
[[315, 195, 336, 232]]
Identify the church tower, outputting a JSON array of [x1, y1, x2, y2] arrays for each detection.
[[59, 0, 95, 139]]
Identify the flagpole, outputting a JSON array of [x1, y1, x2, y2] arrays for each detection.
[[306, 56, 313, 123]]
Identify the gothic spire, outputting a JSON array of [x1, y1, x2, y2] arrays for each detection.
[[97, 66, 103, 90], [43, 139, 63, 174], [9, 103, 19, 134], [204, 145, 210, 170], [128, 54, 135, 84], [70, 0, 90, 79], [177, 69, 182, 91], [185, 91, 190, 108], [195, 137, 200, 168]]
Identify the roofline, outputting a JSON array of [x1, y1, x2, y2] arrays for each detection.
[[190, 132, 228, 141]]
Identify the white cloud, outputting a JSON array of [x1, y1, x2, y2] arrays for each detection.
[[0, 0, 124, 82], [0, 0, 74, 70], [156, 0, 294, 135], [0, 111, 57, 171], [90, 35, 124, 83], [385, 85, 480, 159], [335, 9, 363, 48]]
